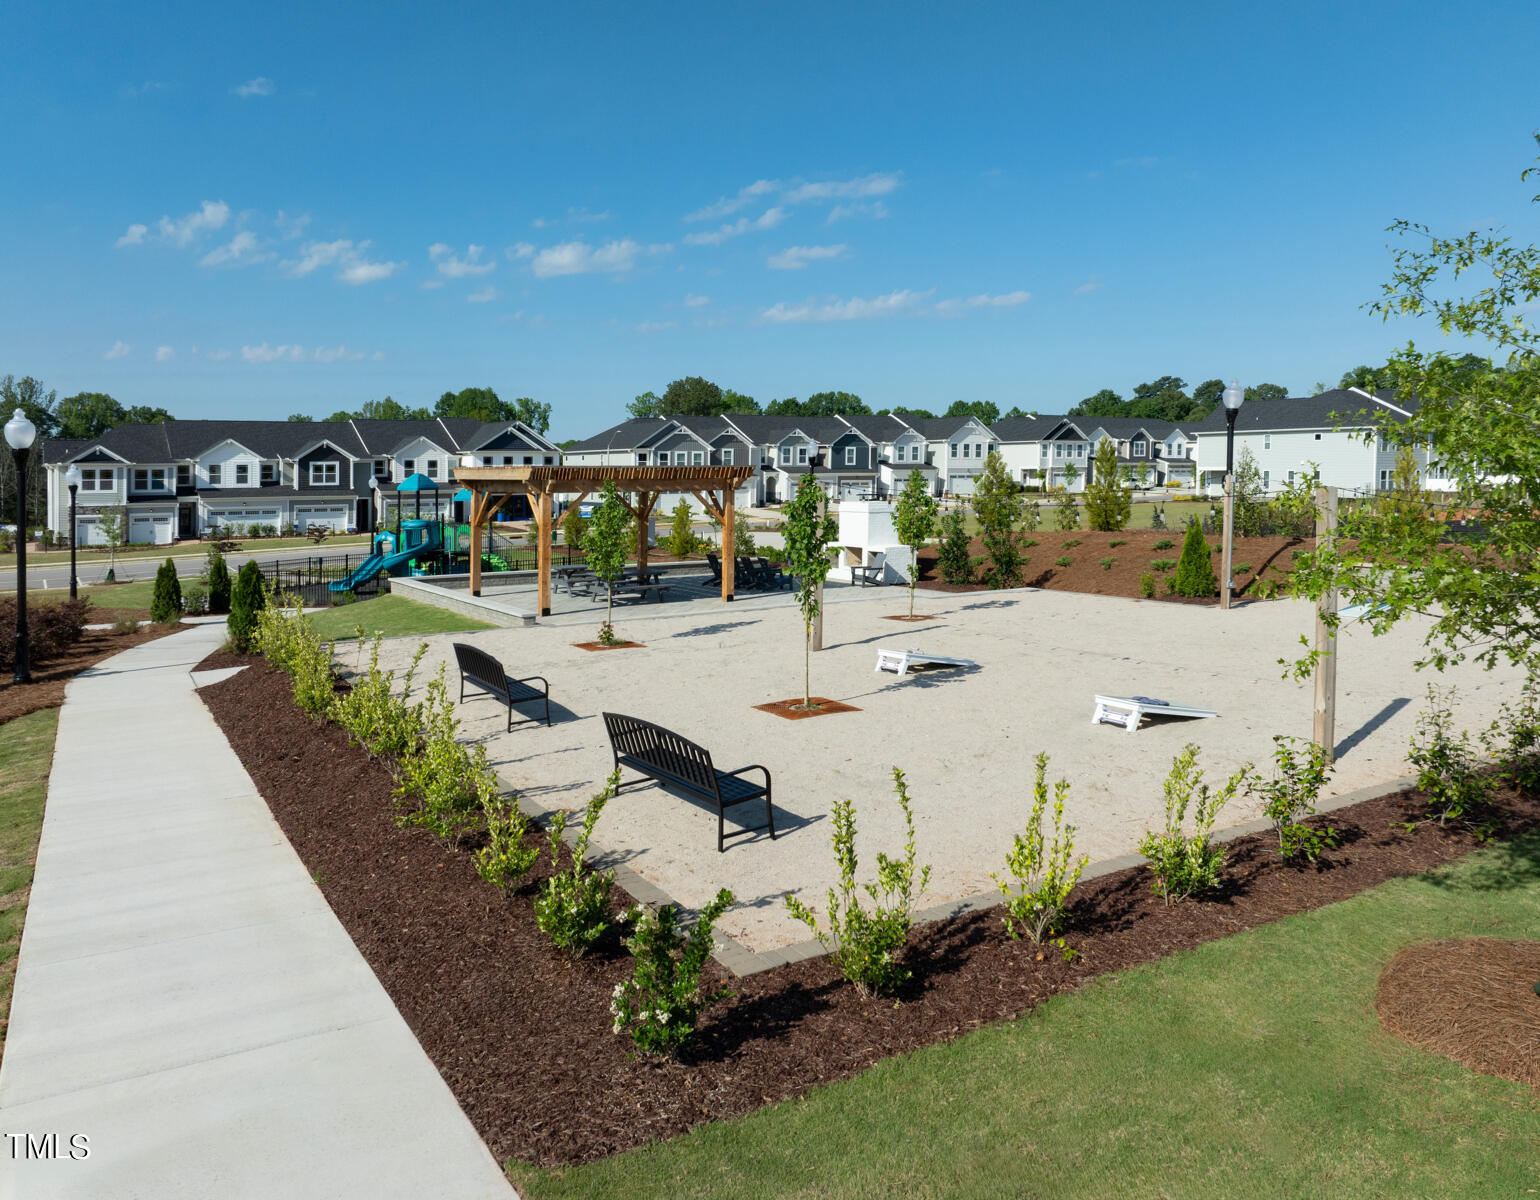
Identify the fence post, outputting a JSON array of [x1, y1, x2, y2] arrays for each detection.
[[1312, 486, 1339, 761]]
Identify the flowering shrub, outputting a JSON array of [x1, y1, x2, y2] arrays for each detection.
[[1139, 744, 1249, 904], [393, 667, 482, 843], [333, 637, 427, 758], [475, 787, 540, 893], [992, 752, 1087, 944], [610, 887, 735, 1058], [1410, 684, 1496, 825], [533, 771, 619, 955], [784, 767, 930, 998], [1254, 736, 1337, 863]]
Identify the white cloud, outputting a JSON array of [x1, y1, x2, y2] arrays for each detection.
[[207, 348, 231, 361], [781, 172, 901, 205], [234, 76, 276, 97], [430, 243, 495, 277], [312, 345, 365, 363], [157, 201, 230, 247], [531, 217, 550, 229], [683, 293, 710, 307], [123, 81, 167, 97], [467, 285, 499, 303], [687, 173, 901, 223], [275, 210, 310, 239], [827, 200, 888, 224], [761, 288, 932, 324], [115, 224, 148, 247], [1073, 276, 1102, 295], [685, 180, 777, 222], [199, 230, 270, 267], [420, 279, 445, 290], [767, 244, 847, 270], [568, 207, 610, 223], [241, 343, 367, 363], [283, 239, 402, 285], [154, 345, 174, 362], [507, 242, 535, 259], [637, 320, 677, 333], [104, 340, 132, 359], [934, 290, 1032, 315], [683, 207, 786, 247], [530, 238, 669, 278]]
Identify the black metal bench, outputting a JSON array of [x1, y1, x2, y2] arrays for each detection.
[[602, 712, 774, 852], [452, 642, 551, 732]]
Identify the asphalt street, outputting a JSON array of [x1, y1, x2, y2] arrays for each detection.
[[0, 542, 370, 591]]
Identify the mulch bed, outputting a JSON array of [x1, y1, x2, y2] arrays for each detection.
[[1376, 937, 1540, 1090], [572, 641, 645, 651], [0, 624, 178, 725], [199, 656, 1540, 1168], [752, 697, 861, 720], [881, 614, 937, 622], [917, 528, 1307, 601]]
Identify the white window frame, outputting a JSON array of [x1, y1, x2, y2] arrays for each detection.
[[635, 452, 648, 466], [309, 461, 340, 487], [721, 448, 734, 465], [780, 445, 794, 465], [544, 455, 554, 465], [133, 468, 167, 491], [176, 464, 191, 487], [260, 463, 277, 485], [373, 459, 389, 478], [797, 445, 808, 465], [235, 463, 250, 485], [482, 455, 493, 466], [691, 450, 704, 466], [950, 442, 959, 457], [207, 464, 222, 485], [657, 451, 671, 466], [844, 445, 857, 466], [425, 458, 440, 480], [503, 455, 515, 466], [1132, 440, 1146, 457], [402, 458, 416, 477], [1264, 433, 1271, 450]]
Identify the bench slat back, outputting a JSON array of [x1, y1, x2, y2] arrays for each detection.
[[603, 712, 719, 799], [454, 642, 505, 691]]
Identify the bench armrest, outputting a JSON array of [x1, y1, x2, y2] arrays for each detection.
[[721, 763, 772, 790], [512, 674, 549, 693]]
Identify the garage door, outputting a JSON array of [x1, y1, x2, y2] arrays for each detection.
[[75, 518, 106, 547], [293, 506, 347, 533], [129, 514, 173, 544], [208, 509, 279, 530], [947, 474, 977, 496], [838, 481, 868, 500]]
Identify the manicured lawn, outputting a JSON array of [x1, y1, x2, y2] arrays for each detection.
[[308, 594, 495, 641], [0, 708, 60, 1060], [0, 533, 371, 569], [27, 579, 157, 620], [512, 833, 1540, 1199]]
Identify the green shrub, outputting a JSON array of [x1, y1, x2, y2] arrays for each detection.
[[1409, 685, 1497, 825], [1485, 663, 1540, 792], [1171, 519, 1218, 597], [150, 558, 182, 623], [561, 504, 588, 551], [992, 753, 1087, 945], [610, 888, 735, 1059], [1054, 555, 1073, 567], [1153, 538, 1174, 550], [533, 772, 619, 956], [332, 637, 427, 758], [1099, 557, 1115, 571], [1109, 539, 1127, 548], [1254, 736, 1337, 863], [937, 508, 973, 585], [784, 767, 930, 998], [665, 499, 698, 558], [392, 668, 482, 842], [475, 790, 540, 893], [204, 548, 232, 613], [1139, 572, 1156, 598], [1233, 562, 1252, 575], [1149, 558, 1177, 572], [1139, 744, 1249, 904], [1063, 539, 1081, 549], [227, 561, 265, 651]]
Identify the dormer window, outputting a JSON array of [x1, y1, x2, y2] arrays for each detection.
[[309, 461, 339, 486], [177, 464, 191, 487], [373, 459, 389, 478], [844, 445, 857, 466], [797, 445, 808, 465], [261, 463, 277, 484], [208, 464, 222, 485], [780, 445, 793, 465], [235, 463, 250, 485]]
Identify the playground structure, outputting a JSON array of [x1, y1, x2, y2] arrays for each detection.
[[327, 518, 517, 593]]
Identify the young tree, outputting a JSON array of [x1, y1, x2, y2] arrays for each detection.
[[666, 498, 697, 557], [561, 503, 587, 551], [204, 547, 232, 614], [783, 473, 838, 709], [1231, 445, 1267, 537], [98, 506, 127, 580], [585, 479, 632, 645], [1083, 438, 1132, 531], [227, 560, 265, 652], [936, 506, 973, 584], [1172, 518, 1218, 597], [891, 468, 939, 616], [972, 450, 1023, 588], [150, 558, 183, 623], [1055, 463, 1081, 530]]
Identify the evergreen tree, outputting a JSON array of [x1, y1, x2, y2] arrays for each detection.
[[561, 504, 587, 551], [666, 499, 697, 557], [972, 450, 1023, 588], [227, 561, 265, 651], [1172, 519, 1218, 597], [150, 558, 183, 623], [1083, 438, 1132, 531], [936, 507, 973, 584], [204, 548, 232, 614]]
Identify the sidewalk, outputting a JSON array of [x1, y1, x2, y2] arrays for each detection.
[[0, 625, 515, 1199]]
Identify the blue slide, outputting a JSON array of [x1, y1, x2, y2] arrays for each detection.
[[328, 547, 420, 592]]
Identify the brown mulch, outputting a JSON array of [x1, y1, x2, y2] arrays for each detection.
[[1376, 938, 1540, 1089], [881, 614, 938, 622], [752, 696, 862, 720], [572, 641, 646, 652], [917, 528, 1308, 600], [0, 624, 178, 725], [199, 657, 1540, 1168]]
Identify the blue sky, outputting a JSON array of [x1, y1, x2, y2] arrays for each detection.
[[2, 1, 1536, 437]]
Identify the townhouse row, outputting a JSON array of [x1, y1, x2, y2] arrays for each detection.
[[38, 386, 1424, 543]]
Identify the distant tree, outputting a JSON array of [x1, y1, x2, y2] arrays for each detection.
[[763, 397, 803, 415], [1056, 464, 1080, 529], [875, 405, 936, 419], [56, 392, 126, 439], [123, 405, 174, 424], [1083, 437, 1132, 531], [783, 473, 839, 710], [1069, 388, 1125, 418], [944, 399, 1000, 424], [287, 412, 314, 422], [1231, 446, 1268, 536], [585, 479, 632, 645], [1245, 383, 1289, 403], [1189, 378, 1225, 418], [1002, 405, 1035, 419], [627, 391, 664, 419], [435, 386, 505, 422], [561, 503, 588, 551], [98, 506, 127, 579], [0, 375, 58, 526], [661, 376, 726, 416], [972, 450, 1023, 587], [1339, 364, 1386, 391], [891, 468, 939, 616], [720, 388, 759, 413], [354, 396, 431, 420], [805, 390, 868, 416], [1133, 375, 1186, 401], [666, 498, 697, 557], [508, 396, 552, 433], [557, 437, 582, 450], [227, 560, 265, 652]]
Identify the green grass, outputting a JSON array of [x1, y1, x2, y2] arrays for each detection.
[[0, 533, 371, 569], [0, 708, 60, 1059], [513, 834, 1540, 1199], [27, 579, 157, 618], [308, 594, 495, 641]]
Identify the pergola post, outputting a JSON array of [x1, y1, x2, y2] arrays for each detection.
[[468, 490, 487, 597], [634, 490, 657, 572], [721, 487, 735, 602], [535, 485, 553, 616]]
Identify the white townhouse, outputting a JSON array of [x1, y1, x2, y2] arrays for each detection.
[[991, 415, 1193, 492], [1188, 387, 1427, 497], [836, 413, 937, 498], [561, 416, 760, 513], [899, 416, 999, 496], [41, 416, 560, 544]]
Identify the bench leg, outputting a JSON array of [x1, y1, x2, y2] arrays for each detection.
[[718, 805, 725, 854], [765, 782, 775, 842]]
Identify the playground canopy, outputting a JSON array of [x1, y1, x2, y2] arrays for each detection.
[[396, 471, 439, 518], [453, 464, 754, 615]]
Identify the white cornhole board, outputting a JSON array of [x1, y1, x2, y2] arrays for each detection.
[[1092, 694, 1218, 733], [876, 647, 978, 677]]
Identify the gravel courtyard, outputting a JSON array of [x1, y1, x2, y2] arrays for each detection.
[[359, 583, 1526, 954]]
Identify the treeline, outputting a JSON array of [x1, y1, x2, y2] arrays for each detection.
[[288, 387, 552, 433], [625, 376, 1033, 424]]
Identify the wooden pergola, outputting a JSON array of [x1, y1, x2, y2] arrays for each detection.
[[454, 464, 756, 615]]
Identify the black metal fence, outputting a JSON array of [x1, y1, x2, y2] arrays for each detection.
[[261, 539, 587, 606]]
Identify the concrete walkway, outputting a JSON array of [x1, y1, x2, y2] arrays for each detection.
[[0, 626, 515, 1199]]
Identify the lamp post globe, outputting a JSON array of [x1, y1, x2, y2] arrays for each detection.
[[5, 407, 39, 684], [1221, 379, 1245, 477], [64, 464, 82, 599]]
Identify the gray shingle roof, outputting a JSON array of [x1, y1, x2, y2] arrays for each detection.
[[902, 416, 986, 439], [1186, 389, 1409, 434], [563, 418, 672, 453], [1080, 416, 1182, 439], [989, 415, 1068, 442], [838, 413, 913, 441]]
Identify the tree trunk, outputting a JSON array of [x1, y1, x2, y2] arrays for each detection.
[[803, 623, 811, 709], [909, 577, 915, 617]]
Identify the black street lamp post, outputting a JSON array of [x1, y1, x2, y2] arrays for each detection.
[[6, 407, 39, 684], [1219, 380, 1245, 611], [65, 464, 81, 599]]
